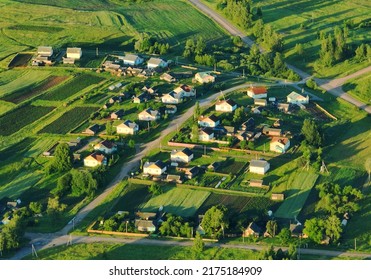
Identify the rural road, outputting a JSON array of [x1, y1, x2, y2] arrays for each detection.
[[19, 234, 371, 260], [187, 0, 371, 114]]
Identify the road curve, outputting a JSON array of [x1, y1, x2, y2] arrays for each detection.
[[187, 0, 371, 113]]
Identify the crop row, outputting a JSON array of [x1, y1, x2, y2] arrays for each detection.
[[0, 105, 55, 136], [41, 74, 104, 101], [39, 106, 98, 134]]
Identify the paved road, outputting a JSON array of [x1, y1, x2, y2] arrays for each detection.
[[18, 234, 371, 260], [187, 0, 371, 113]]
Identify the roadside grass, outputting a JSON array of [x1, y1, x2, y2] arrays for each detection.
[[342, 74, 371, 105]]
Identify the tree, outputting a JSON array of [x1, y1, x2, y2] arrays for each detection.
[[325, 215, 342, 243], [47, 196, 67, 217], [128, 139, 135, 149], [232, 106, 244, 123], [191, 123, 199, 143], [301, 119, 323, 147], [294, 43, 304, 56], [201, 205, 229, 239], [240, 140, 247, 150], [192, 232, 204, 259], [52, 143, 72, 172], [277, 227, 291, 244], [365, 158, 371, 185], [29, 202, 43, 214], [266, 220, 278, 237], [148, 183, 162, 196], [303, 218, 325, 244], [106, 121, 114, 135], [70, 169, 98, 197], [52, 172, 72, 197], [0, 215, 25, 252], [194, 101, 201, 121], [355, 44, 367, 61]]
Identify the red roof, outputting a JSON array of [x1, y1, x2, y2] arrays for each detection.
[[248, 87, 267, 94]]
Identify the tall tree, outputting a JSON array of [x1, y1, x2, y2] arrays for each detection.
[[266, 220, 278, 237], [53, 143, 72, 172], [325, 215, 342, 243], [191, 123, 199, 143], [303, 218, 325, 244], [192, 232, 204, 259], [194, 101, 201, 121], [301, 119, 323, 147], [201, 205, 229, 239]]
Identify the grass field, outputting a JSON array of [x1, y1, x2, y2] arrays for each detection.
[[141, 186, 210, 217], [40, 74, 104, 101], [1, 75, 69, 104], [274, 171, 319, 219], [342, 74, 371, 105], [0, 70, 51, 97], [0, 105, 55, 136], [38, 106, 98, 134]]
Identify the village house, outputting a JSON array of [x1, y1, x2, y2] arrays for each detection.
[[254, 98, 267, 107], [142, 85, 158, 96], [84, 152, 107, 167], [194, 71, 215, 84], [198, 115, 220, 128], [66, 47, 82, 60], [160, 73, 176, 83], [116, 120, 139, 135], [103, 61, 121, 71], [166, 174, 183, 184], [243, 222, 262, 237], [170, 148, 194, 163], [37, 46, 53, 57], [138, 108, 160, 121], [222, 126, 236, 137], [83, 124, 100, 135], [147, 57, 168, 69], [240, 117, 255, 131], [249, 159, 270, 175], [249, 179, 264, 188], [287, 91, 309, 105], [247, 86, 267, 99], [262, 126, 282, 137], [174, 84, 196, 98], [251, 106, 264, 114], [109, 96, 123, 104], [111, 109, 124, 120], [135, 212, 157, 232], [271, 193, 285, 201], [270, 137, 290, 153], [161, 91, 183, 104], [277, 103, 290, 113], [162, 105, 177, 115], [143, 160, 167, 176], [198, 128, 214, 142], [94, 140, 117, 155], [182, 166, 200, 179], [122, 54, 144, 66], [133, 92, 150, 104], [215, 99, 237, 112]]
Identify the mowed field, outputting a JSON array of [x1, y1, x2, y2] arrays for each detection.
[[141, 186, 210, 217], [342, 74, 371, 105], [39, 106, 99, 134], [274, 171, 319, 219]]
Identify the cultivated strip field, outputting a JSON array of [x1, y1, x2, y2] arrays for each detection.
[[274, 171, 319, 219]]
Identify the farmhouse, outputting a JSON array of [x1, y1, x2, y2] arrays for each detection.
[[160, 73, 176, 83], [143, 160, 167, 176], [243, 222, 262, 237], [198, 115, 220, 128], [247, 86, 267, 99], [162, 105, 177, 115], [66, 47, 82, 60], [103, 61, 121, 71], [111, 109, 124, 120], [183, 166, 200, 179], [240, 117, 255, 131], [170, 148, 194, 163], [122, 54, 144, 66], [138, 108, 160, 121], [277, 103, 290, 112], [62, 57, 75, 64], [174, 84, 196, 98], [133, 92, 150, 104], [161, 92, 183, 104], [254, 99, 267, 107], [84, 152, 107, 167], [116, 120, 139, 135], [249, 159, 270, 175], [215, 99, 237, 112], [147, 57, 168, 69], [135, 220, 156, 232], [194, 71, 215, 84], [32, 55, 52, 66], [287, 91, 309, 105], [142, 85, 158, 95], [270, 137, 290, 153], [37, 46, 53, 57], [84, 124, 100, 135], [198, 128, 214, 141], [94, 140, 117, 155], [262, 126, 282, 137]]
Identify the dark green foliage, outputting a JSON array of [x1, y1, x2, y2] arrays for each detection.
[[29, 201, 43, 214], [303, 218, 325, 244], [201, 205, 229, 239], [0, 105, 55, 136], [192, 232, 204, 259], [0, 215, 26, 253], [148, 183, 162, 196], [301, 119, 323, 147], [52, 173, 72, 197], [266, 220, 278, 237], [134, 33, 170, 54], [70, 169, 98, 197], [258, 245, 296, 260], [52, 143, 73, 173], [277, 227, 291, 244], [159, 214, 192, 237]]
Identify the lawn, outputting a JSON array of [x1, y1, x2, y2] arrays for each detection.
[[0, 105, 55, 136], [40, 74, 104, 101], [342, 74, 371, 105], [274, 171, 319, 219], [38, 106, 99, 134], [141, 186, 210, 217]]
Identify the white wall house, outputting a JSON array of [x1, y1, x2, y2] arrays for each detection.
[[123, 54, 144, 66], [147, 57, 168, 69], [143, 160, 167, 175], [66, 48, 82, 59], [287, 91, 309, 105], [249, 159, 270, 175], [270, 137, 290, 153], [93, 140, 117, 155], [170, 148, 194, 163], [215, 99, 237, 112], [84, 153, 107, 167], [138, 108, 160, 121], [198, 115, 220, 128], [198, 128, 214, 142], [117, 120, 139, 135], [37, 46, 53, 57], [247, 87, 267, 99]]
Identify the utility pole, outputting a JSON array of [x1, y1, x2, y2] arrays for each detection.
[[31, 244, 38, 259], [96, 47, 99, 57], [354, 238, 357, 251], [67, 234, 73, 246], [126, 221, 129, 233]]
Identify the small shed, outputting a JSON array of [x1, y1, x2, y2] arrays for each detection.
[[271, 193, 285, 201]]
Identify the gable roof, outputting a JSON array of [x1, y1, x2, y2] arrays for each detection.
[[216, 99, 236, 107], [250, 159, 269, 168], [147, 57, 165, 65], [262, 126, 282, 134], [37, 46, 52, 53], [196, 71, 214, 79], [97, 140, 116, 149], [86, 152, 106, 163], [112, 109, 124, 116], [85, 124, 100, 133], [174, 84, 193, 93], [123, 54, 140, 62], [247, 222, 261, 233], [247, 86, 267, 94], [271, 137, 289, 145], [144, 160, 166, 169], [119, 120, 138, 129], [200, 127, 214, 135], [287, 91, 307, 101], [67, 47, 81, 54], [140, 108, 159, 117], [199, 114, 219, 123], [171, 148, 193, 157]]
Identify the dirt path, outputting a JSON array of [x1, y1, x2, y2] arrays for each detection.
[[187, 0, 371, 114]]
